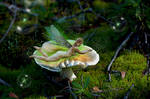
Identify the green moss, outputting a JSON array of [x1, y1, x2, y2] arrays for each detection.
[[112, 51, 147, 72], [71, 50, 149, 99], [24, 96, 47, 99], [84, 24, 127, 53], [0, 63, 59, 98], [93, 0, 110, 11]]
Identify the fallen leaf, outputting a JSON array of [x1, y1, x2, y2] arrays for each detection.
[[9, 92, 18, 99], [92, 86, 103, 93]]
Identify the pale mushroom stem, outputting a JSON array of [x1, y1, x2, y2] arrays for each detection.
[[60, 68, 77, 81]]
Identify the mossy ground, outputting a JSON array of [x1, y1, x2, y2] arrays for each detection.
[[1, 49, 149, 99], [71, 51, 149, 99], [0, 24, 148, 98]]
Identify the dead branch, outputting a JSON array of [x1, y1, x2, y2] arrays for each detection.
[[68, 81, 77, 99], [91, 11, 114, 25], [76, 0, 83, 11], [0, 78, 11, 87], [55, 8, 92, 21], [0, 2, 38, 44], [0, 2, 18, 44], [0, 9, 17, 44], [123, 84, 134, 99], [107, 32, 134, 81], [0, 2, 38, 16], [146, 54, 150, 80]]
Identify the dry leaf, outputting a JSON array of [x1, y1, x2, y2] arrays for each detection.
[[9, 92, 19, 99], [92, 86, 103, 93]]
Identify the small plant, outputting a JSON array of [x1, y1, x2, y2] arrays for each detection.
[[72, 76, 92, 98]]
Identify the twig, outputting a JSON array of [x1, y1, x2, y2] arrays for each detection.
[[92, 94, 101, 97], [56, 7, 113, 25], [68, 81, 77, 99], [92, 87, 124, 93], [91, 11, 114, 25], [84, 29, 96, 42], [55, 8, 92, 21], [108, 73, 111, 82], [0, 9, 17, 44], [81, 74, 84, 88], [107, 32, 134, 81], [147, 55, 150, 80], [0, 2, 38, 44], [42, 70, 65, 87], [144, 32, 148, 44], [0, 2, 38, 16], [111, 70, 120, 73], [0, 78, 11, 87], [76, 0, 83, 11], [49, 95, 64, 98], [123, 84, 134, 99]]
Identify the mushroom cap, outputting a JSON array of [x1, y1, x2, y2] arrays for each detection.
[[33, 40, 99, 72]]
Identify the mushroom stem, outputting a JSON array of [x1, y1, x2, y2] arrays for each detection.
[[60, 68, 77, 81]]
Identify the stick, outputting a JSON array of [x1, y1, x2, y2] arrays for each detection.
[[107, 32, 134, 81], [0, 78, 11, 87], [56, 8, 92, 21], [68, 81, 77, 99], [146, 54, 150, 81], [123, 84, 134, 99], [0, 9, 17, 44], [0, 2, 38, 44], [0, 2, 38, 16], [76, 0, 83, 11], [91, 11, 114, 25], [144, 32, 148, 44]]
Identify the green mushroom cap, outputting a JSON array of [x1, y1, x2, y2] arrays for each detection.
[[33, 40, 99, 72]]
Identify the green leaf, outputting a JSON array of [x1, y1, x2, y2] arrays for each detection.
[[72, 81, 82, 89], [84, 77, 90, 88], [75, 88, 84, 94], [84, 90, 92, 98]]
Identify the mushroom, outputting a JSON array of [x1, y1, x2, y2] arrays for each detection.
[[32, 40, 99, 81]]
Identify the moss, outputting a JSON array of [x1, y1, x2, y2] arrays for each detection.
[[84, 24, 127, 53], [93, 0, 110, 11], [0, 48, 149, 98], [112, 51, 147, 72], [71, 50, 149, 99], [24, 95, 47, 99], [0, 63, 59, 98]]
